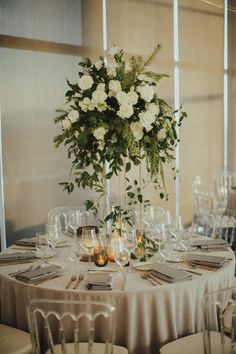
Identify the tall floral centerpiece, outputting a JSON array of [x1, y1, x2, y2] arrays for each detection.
[[54, 44, 186, 234]]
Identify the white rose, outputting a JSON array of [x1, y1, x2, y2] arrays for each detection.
[[62, 118, 72, 130], [146, 102, 160, 116], [108, 45, 118, 56], [117, 103, 133, 119], [94, 60, 103, 70], [92, 90, 107, 104], [116, 91, 129, 105], [138, 84, 154, 102], [139, 111, 155, 132], [94, 127, 106, 141], [78, 74, 93, 91], [97, 83, 105, 91], [88, 102, 95, 111], [68, 109, 79, 123], [157, 128, 167, 140], [109, 80, 122, 95], [127, 91, 138, 105], [130, 122, 143, 141], [79, 101, 88, 112]]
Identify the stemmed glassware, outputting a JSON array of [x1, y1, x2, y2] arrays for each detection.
[[35, 232, 49, 266], [68, 237, 83, 276], [81, 228, 96, 270], [123, 228, 137, 269], [68, 208, 83, 240], [113, 238, 129, 273]]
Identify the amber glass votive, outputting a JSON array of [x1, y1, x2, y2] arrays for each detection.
[[94, 247, 109, 267]]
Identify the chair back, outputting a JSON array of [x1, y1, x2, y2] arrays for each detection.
[[203, 286, 236, 354], [48, 207, 70, 232], [203, 213, 236, 247], [27, 299, 115, 354]]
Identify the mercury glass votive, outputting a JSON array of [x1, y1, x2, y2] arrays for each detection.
[[94, 247, 109, 267]]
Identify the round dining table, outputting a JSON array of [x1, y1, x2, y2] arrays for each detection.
[[0, 237, 235, 354]]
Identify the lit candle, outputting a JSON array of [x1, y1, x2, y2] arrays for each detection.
[[97, 255, 105, 266]]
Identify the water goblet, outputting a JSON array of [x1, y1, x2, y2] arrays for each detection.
[[123, 228, 137, 269], [68, 238, 83, 276], [81, 228, 97, 270]]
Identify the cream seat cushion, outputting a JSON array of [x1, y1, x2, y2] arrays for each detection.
[[45, 342, 128, 354], [0, 323, 32, 354], [160, 331, 231, 354]]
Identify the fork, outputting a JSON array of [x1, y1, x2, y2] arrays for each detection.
[[73, 273, 84, 290], [65, 274, 77, 289]]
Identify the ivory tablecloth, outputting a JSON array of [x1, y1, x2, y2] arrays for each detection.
[[0, 244, 235, 354]]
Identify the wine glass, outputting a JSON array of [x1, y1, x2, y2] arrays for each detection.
[[81, 228, 96, 270], [113, 238, 129, 273], [68, 237, 83, 276], [35, 232, 49, 266], [68, 208, 83, 239], [46, 221, 61, 260], [123, 228, 137, 269]]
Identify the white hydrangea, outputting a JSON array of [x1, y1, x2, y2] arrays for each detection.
[[127, 91, 138, 105], [130, 122, 143, 141], [92, 90, 107, 104], [94, 127, 107, 141], [78, 74, 93, 91], [138, 84, 154, 102], [62, 118, 72, 130], [108, 45, 118, 56], [157, 128, 167, 140], [109, 80, 122, 95], [68, 109, 79, 123], [117, 103, 133, 119], [94, 60, 103, 70], [146, 102, 160, 116], [139, 111, 155, 132], [116, 91, 129, 105]]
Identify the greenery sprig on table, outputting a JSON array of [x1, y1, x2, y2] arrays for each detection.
[[54, 44, 187, 231]]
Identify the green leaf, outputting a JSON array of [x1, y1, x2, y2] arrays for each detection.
[[125, 162, 131, 172]]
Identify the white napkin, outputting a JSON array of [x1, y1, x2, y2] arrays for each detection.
[[16, 265, 59, 283], [0, 252, 36, 263], [86, 273, 113, 290], [150, 264, 192, 283], [186, 253, 227, 268]]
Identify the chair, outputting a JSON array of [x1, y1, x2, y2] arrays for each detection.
[[160, 286, 236, 354], [27, 299, 129, 354], [47, 207, 70, 233], [0, 323, 32, 354]]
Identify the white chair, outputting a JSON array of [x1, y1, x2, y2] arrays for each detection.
[[0, 323, 32, 354], [27, 299, 129, 354], [160, 286, 236, 354], [47, 207, 70, 233]]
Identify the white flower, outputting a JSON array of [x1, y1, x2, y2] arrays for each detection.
[[107, 65, 117, 77], [127, 91, 138, 105], [139, 111, 155, 132], [92, 90, 107, 104], [108, 45, 118, 56], [146, 102, 160, 116], [62, 118, 72, 130], [68, 109, 79, 123], [94, 60, 103, 70], [117, 103, 133, 119], [74, 130, 80, 138], [78, 75, 93, 91], [130, 122, 143, 141], [157, 128, 167, 140], [94, 127, 106, 141], [116, 91, 129, 105], [97, 83, 105, 91], [109, 80, 122, 95], [138, 84, 154, 102]]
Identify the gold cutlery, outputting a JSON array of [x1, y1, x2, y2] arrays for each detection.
[[8, 264, 34, 277], [73, 273, 84, 290], [142, 273, 162, 285], [65, 274, 77, 289], [177, 267, 202, 276]]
